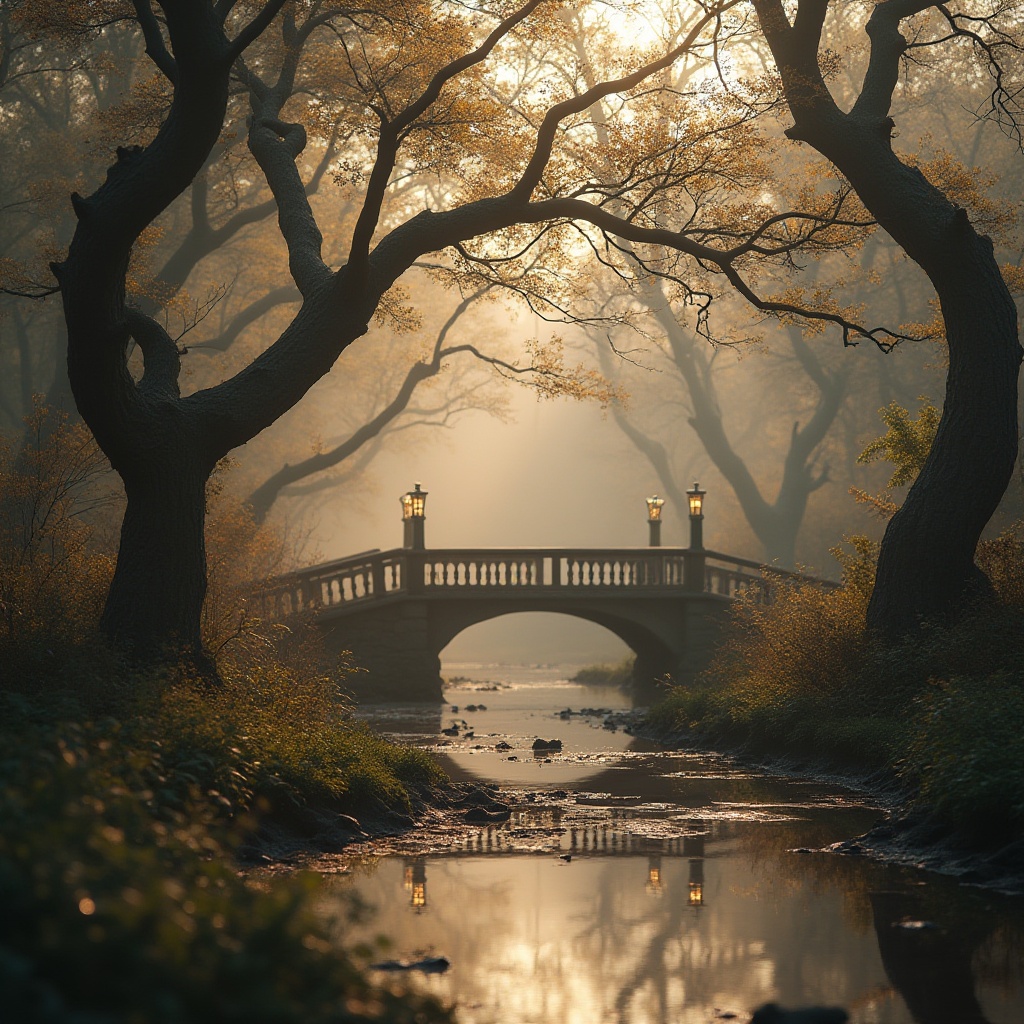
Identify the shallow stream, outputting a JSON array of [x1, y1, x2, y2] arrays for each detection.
[[333, 666, 1024, 1024]]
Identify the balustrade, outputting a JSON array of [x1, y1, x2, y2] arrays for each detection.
[[258, 546, 837, 616]]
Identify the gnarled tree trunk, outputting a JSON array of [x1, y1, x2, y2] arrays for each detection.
[[100, 435, 213, 661], [752, 0, 1023, 634], [870, 233, 1020, 631]]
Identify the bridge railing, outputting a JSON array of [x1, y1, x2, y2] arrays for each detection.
[[256, 549, 404, 619], [257, 546, 839, 618], [419, 548, 689, 590], [704, 550, 840, 602]]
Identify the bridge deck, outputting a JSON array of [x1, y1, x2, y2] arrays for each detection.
[[257, 546, 838, 620]]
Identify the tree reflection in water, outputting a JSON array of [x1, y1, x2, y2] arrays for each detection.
[[735, 818, 1024, 1024], [334, 813, 1024, 1024]]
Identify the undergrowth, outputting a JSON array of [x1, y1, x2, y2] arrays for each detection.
[[0, 405, 450, 1023], [0, 691, 450, 1024], [647, 525, 1024, 846]]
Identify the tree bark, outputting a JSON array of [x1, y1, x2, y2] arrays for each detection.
[[101, 438, 212, 664], [752, 0, 1023, 633], [870, 234, 1021, 631]]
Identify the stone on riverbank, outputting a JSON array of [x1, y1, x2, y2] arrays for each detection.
[[532, 738, 562, 752]]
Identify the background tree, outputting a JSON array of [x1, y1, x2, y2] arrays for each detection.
[[24, 0, 981, 670], [240, 279, 620, 523]]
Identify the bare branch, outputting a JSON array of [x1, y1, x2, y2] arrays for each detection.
[[520, 196, 922, 350], [227, 0, 289, 62]]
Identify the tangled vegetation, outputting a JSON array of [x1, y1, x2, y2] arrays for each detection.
[[0, 406, 450, 1024], [648, 401, 1024, 847]]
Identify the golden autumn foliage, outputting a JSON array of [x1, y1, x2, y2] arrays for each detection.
[[0, 404, 322, 683], [850, 398, 940, 517], [0, 401, 115, 650], [705, 535, 876, 712]]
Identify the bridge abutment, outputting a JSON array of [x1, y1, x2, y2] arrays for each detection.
[[673, 594, 733, 685], [320, 602, 444, 702], [631, 593, 733, 700], [261, 546, 833, 703]]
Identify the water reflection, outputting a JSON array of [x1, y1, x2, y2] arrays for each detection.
[[403, 857, 429, 912], [336, 818, 1024, 1024], [340, 669, 1024, 1024]]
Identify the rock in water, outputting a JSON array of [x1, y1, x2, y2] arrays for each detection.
[[750, 1004, 848, 1024], [370, 956, 451, 974], [532, 738, 563, 751], [465, 806, 511, 823]]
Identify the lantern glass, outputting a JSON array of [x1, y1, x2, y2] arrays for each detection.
[[646, 495, 665, 522], [687, 482, 705, 518], [402, 483, 427, 519]]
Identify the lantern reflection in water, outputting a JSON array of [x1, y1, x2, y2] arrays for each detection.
[[684, 833, 706, 907], [403, 857, 428, 912], [646, 855, 664, 897]]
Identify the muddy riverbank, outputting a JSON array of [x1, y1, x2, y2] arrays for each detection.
[[635, 718, 1024, 899]]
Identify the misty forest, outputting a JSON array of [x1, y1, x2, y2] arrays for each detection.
[[1, 0, 1023, 1021]]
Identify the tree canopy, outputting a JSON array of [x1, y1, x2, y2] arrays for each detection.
[[0, 0, 1019, 662]]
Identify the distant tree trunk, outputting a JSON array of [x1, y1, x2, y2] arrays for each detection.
[[607, 282, 842, 566], [753, 0, 1023, 633]]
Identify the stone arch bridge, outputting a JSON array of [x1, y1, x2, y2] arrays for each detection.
[[257, 546, 836, 701]]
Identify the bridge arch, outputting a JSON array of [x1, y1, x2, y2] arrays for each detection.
[[431, 604, 678, 688], [260, 545, 836, 700]]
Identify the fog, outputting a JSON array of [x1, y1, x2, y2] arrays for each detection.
[[2, 5, 1021, 669]]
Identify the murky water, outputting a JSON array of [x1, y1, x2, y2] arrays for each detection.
[[338, 666, 1024, 1024]]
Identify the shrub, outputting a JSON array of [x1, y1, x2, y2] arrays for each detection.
[[571, 656, 635, 686], [0, 696, 452, 1024], [903, 672, 1024, 842], [156, 665, 446, 818], [670, 536, 884, 759], [978, 520, 1024, 608], [201, 460, 313, 674], [0, 401, 119, 693]]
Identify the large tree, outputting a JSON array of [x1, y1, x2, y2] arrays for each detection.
[[749, 0, 1023, 633], [601, 314, 850, 566], [38, 0, 982, 668]]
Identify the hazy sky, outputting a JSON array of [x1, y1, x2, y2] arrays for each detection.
[[310, 376, 708, 667], [319, 372, 709, 559]]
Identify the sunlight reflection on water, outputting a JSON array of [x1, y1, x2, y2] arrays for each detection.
[[338, 665, 1024, 1024]]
